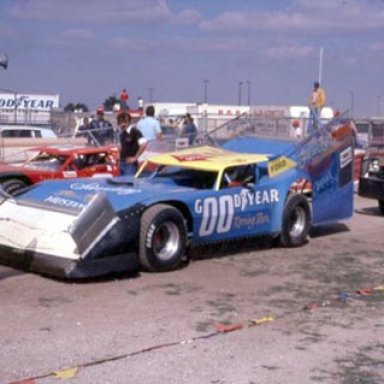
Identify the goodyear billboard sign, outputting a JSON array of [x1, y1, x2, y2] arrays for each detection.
[[0, 93, 59, 111]]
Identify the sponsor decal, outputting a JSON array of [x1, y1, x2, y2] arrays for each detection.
[[267, 156, 296, 177], [296, 129, 331, 171], [296, 119, 353, 174], [44, 195, 86, 209], [233, 212, 270, 229], [70, 182, 141, 195], [63, 171, 77, 178], [339, 146, 352, 168], [0, 94, 58, 110], [312, 158, 338, 198], [172, 154, 213, 162], [194, 188, 278, 236]]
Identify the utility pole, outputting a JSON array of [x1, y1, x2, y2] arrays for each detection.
[[318, 47, 324, 85], [203, 79, 209, 103], [0, 53, 8, 70], [238, 81, 243, 106], [350, 89, 355, 118], [246, 80, 251, 106], [148, 88, 153, 103]]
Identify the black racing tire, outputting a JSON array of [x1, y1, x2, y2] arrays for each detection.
[[279, 193, 311, 247], [139, 204, 187, 272], [378, 200, 384, 215], [1, 178, 28, 195]]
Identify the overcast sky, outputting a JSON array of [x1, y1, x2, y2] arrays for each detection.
[[1, 0, 384, 117]]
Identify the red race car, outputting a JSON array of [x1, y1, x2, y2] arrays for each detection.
[[0, 144, 120, 195]]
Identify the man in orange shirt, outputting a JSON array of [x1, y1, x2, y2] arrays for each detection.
[[308, 81, 326, 133]]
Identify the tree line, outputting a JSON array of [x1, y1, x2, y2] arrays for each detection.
[[63, 95, 119, 113]]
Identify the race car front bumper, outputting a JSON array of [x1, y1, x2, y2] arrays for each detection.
[[0, 244, 139, 279], [0, 193, 140, 279]]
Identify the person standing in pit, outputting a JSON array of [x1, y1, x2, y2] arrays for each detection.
[[118, 112, 147, 175], [136, 105, 162, 141]]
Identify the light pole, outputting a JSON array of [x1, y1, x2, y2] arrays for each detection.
[[238, 81, 243, 106], [203, 79, 209, 103], [0, 53, 8, 70], [0, 87, 17, 123], [349, 89, 355, 118], [377, 96, 382, 116], [246, 80, 251, 106], [148, 88, 153, 103]]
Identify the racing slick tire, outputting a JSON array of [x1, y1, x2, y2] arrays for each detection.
[[378, 200, 384, 215], [139, 204, 187, 272], [1, 178, 28, 196], [279, 193, 311, 247]]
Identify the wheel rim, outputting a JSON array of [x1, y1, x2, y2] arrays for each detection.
[[288, 205, 306, 238], [152, 221, 180, 261]]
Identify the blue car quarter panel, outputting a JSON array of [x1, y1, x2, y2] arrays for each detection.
[[295, 116, 354, 225]]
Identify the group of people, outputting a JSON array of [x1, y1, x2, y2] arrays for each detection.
[[78, 104, 199, 176], [118, 107, 199, 175], [77, 107, 115, 146], [118, 105, 164, 175], [78, 105, 167, 175], [119, 89, 143, 112], [78, 80, 326, 178]]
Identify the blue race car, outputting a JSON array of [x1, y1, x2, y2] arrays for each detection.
[[0, 116, 355, 278]]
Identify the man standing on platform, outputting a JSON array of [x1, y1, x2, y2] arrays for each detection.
[[120, 89, 129, 110], [307, 81, 326, 133]]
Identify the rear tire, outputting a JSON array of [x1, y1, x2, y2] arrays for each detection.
[[279, 193, 310, 247], [1, 178, 27, 195], [378, 200, 384, 215], [139, 204, 187, 272]]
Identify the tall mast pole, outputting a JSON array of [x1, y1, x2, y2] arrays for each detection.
[[318, 47, 324, 84]]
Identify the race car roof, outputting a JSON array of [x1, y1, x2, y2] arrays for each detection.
[[146, 146, 269, 172]]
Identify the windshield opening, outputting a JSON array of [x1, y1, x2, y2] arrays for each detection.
[[137, 162, 218, 189]]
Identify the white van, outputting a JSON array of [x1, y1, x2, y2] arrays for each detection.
[[0, 124, 57, 138]]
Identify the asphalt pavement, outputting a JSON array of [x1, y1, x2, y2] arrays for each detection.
[[1, 194, 384, 384]]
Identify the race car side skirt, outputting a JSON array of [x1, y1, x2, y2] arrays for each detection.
[[0, 244, 140, 279]]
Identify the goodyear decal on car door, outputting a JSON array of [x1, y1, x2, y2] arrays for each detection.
[[194, 189, 279, 236]]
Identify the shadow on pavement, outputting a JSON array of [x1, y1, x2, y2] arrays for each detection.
[[309, 223, 350, 238]]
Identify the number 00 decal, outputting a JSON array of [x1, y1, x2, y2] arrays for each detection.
[[198, 196, 234, 236]]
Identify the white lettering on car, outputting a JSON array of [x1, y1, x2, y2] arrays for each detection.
[[146, 224, 156, 248], [195, 189, 279, 237], [44, 195, 85, 209], [70, 182, 141, 195], [217, 195, 234, 233], [199, 197, 218, 236]]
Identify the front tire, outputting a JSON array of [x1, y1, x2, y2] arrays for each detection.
[[1, 178, 28, 195], [139, 204, 187, 272], [279, 193, 311, 247]]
